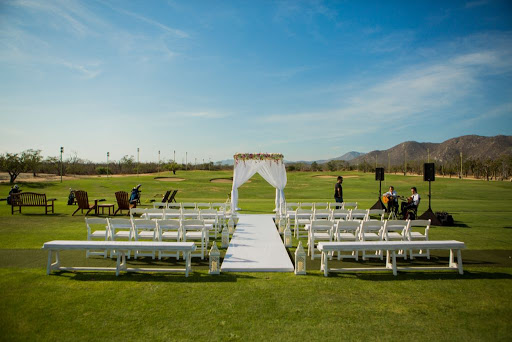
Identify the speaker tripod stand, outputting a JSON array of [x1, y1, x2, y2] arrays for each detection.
[[418, 180, 442, 225], [370, 178, 386, 210]]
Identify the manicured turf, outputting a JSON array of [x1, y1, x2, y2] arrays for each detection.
[[0, 171, 511, 341]]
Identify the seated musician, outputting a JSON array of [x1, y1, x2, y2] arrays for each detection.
[[383, 186, 398, 213], [401, 187, 420, 219]]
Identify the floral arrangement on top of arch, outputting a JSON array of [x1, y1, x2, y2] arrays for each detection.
[[234, 153, 284, 164]]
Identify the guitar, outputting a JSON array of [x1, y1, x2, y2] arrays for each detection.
[[398, 196, 413, 203]]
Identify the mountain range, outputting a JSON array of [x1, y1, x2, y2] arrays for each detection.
[[350, 135, 512, 166], [216, 135, 511, 166]]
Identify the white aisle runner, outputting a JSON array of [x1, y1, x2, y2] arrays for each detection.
[[221, 214, 294, 272]]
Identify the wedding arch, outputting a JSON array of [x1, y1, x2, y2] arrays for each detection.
[[231, 153, 287, 213]]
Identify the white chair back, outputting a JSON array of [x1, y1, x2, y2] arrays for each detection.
[[343, 202, 358, 210], [367, 209, 385, 221], [153, 202, 168, 209]]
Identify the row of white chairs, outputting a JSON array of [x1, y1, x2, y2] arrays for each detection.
[[283, 202, 358, 212], [85, 217, 212, 260], [130, 208, 234, 238], [288, 209, 386, 238], [306, 219, 431, 261], [152, 201, 233, 211]]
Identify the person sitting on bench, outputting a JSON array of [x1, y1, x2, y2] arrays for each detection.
[[401, 187, 420, 219], [7, 185, 21, 205]]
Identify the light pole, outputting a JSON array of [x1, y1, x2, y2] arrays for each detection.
[[404, 145, 407, 176], [60, 147, 64, 183], [173, 150, 176, 163], [209, 157, 211, 171], [137, 148, 140, 177], [107, 152, 109, 178], [158, 150, 160, 174], [460, 152, 463, 179], [186, 152, 188, 170], [427, 148, 430, 163]]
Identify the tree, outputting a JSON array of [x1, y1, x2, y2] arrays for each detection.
[[167, 162, 180, 175], [311, 161, 319, 171], [119, 155, 135, 174], [24, 149, 43, 177], [327, 160, 337, 172], [0, 152, 28, 184]]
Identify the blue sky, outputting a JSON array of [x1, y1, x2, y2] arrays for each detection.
[[1, 0, 511, 163]]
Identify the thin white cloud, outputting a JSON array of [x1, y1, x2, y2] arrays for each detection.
[[98, 1, 189, 38], [60, 60, 102, 79], [11, 0, 107, 35], [261, 32, 512, 136]]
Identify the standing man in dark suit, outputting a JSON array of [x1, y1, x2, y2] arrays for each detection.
[[334, 176, 343, 208]]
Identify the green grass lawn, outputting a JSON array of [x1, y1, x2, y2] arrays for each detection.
[[0, 171, 511, 341]]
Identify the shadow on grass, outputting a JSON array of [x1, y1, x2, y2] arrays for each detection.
[[54, 271, 255, 283], [13, 182, 59, 189], [322, 270, 512, 281], [450, 221, 470, 228], [11, 213, 68, 217]]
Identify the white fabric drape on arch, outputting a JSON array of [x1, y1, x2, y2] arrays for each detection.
[[231, 159, 287, 213]]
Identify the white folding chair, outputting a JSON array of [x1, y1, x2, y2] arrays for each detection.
[[329, 202, 344, 210], [314, 202, 329, 210], [285, 202, 300, 229], [85, 217, 109, 258], [211, 203, 227, 229], [359, 220, 385, 260], [108, 218, 133, 258], [142, 208, 164, 220], [331, 208, 351, 221], [196, 202, 211, 210], [129, 208, 146, 219], [307, 220, 334, 260], [167, 202, 182, 210], [367, 209, 385, 221], [294, 208, 313, 239], [334, 220, 361, 260], [182, 202, 197, 209], [132, 219, 158, 259], [343, 202, 358, 210], [182, 208, 200, 220], [153, 202, 168, 209], [182, 219, 207, 259], [299, 202, 314, 210], [163, 208, 182, 220], [407, 219, 431, 259], [157, 219, 181, 259], [200, 209, 218, 239], [313, 208, 332, 220], [383, 220, 409, 259], [350, 209, 368, 221]]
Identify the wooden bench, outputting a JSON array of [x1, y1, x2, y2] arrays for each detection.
[[317, 240, 465, 277], [42, 240, 196, 277], [11, 192, 56, 215]]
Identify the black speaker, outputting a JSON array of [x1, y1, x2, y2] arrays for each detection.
[[424, 163, 435, 181], [375, 167, 384, 181]]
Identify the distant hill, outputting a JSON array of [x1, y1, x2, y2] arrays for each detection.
[[350, 135, 512, 166], [217, 159, 234, 166], [331, 151, 365, 161], [291, 151, 366, 164]]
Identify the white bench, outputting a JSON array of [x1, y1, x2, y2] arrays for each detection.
[[42, 240, 196, 277], [317, 240, 465, 277]]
